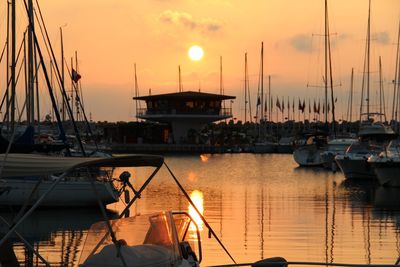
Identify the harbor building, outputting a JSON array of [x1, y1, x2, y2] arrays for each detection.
[[133, 91, 235, 143]]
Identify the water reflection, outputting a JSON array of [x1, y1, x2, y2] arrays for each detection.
[[189, 190, 204, 231], [2, 154, 400, 266], [0, 208, 117, 266]]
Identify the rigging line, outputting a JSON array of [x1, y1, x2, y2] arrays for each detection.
[[0, 40, 7, 64], [0, 28, 26, 115], [164, 162, 237, 264], [87, 169, 128, 267], [32, 0, 86, 156], [63, 59, 99, 150], [1, 37, 28, 123], [0, 216, 50, 267], [87, 164, 163, 258]]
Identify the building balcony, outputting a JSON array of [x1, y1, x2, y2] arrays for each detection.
[[136, 107, 232, 122], [137, 107, 232, 116]]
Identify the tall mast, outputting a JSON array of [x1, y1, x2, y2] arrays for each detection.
[[5, 2, 10, 128], [60, 27, 65, 122], [378, 56, 387, 122], [324, 0, 328, 124], [268, 75, 271, 122], [220, 56, 223, 95], [178, 65, 182, 92], [244, 52, 248, 123], [134, 63, 139, 121], [260, 42, 264, 122], [10, 0, 16, 132], [347, 68, 354, 122], [27, 0, 34, 125], [366, 0, 371, 120], [392, 19, 400, 122]]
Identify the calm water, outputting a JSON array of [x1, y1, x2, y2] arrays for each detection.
[[4, 154, 400, 266]]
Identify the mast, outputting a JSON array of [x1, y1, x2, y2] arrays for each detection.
[[134, 63, 139, 121], [366, 0, 371, 120], [27, 0, 34, 125], [178, 65, 182, 92], [324, 0, 328, 124], [10, 0, 16, 133], [347, 68, 354, 122], [260, 42, 264, 123], [379, 56, 387, 122], [60, 26, 65, 122], [326, 1, 336, 134], [268, 75, 271, 122], [244, 53, 248, 123], [392, 19, 400, 122]]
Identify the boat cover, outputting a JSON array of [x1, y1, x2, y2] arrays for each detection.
[[0, 154, 164, 178], [80, 244, 179, 267]]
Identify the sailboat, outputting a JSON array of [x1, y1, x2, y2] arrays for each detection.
[[252, 42, 277, 153], [335, 0, 396, 180], [0, 0, 116, 207], [293, 0, 333, 166]]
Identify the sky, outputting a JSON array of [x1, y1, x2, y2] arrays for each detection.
[[1, 0, 399, 122]]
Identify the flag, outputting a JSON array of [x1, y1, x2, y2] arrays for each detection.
[[308, 99, 311, 113], [298, 98, 302, 111], [302, 99, 306, 113], [317, 101, 320, 114], [257, 96, 261, 106], [72, 68, 81, 83], [276, 97, 281, 111], [282, 98, 285, 112]]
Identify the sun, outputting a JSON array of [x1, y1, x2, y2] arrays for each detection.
[[188, 45, 204, 61]]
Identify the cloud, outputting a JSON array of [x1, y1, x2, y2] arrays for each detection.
[[158, 10, 222, 34], [372, 31, 390, 45], [290, 34, 313, 53]]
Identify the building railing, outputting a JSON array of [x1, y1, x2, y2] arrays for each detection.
[[136, 107, 232, 117]]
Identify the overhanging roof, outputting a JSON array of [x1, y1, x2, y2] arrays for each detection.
[[133, 91, 235, 101]]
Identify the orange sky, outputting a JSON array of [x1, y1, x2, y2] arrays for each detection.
[[1, 0, 399, 122]]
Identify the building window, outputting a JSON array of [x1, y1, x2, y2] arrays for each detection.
[[185, 101, 194, 108]]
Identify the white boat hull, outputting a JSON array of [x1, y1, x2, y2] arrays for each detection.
[[335, 156, 376, 180], [0, 179, 120, 207], [293, 145, 324, 166]]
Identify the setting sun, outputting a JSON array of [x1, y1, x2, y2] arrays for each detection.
[[188, 45, 204, 61]]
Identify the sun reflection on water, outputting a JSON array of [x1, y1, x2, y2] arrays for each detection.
[[188, 190, 204, 231], [200, 154, 210, 162]]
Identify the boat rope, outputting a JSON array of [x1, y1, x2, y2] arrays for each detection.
[[164, 162, 237, 264]]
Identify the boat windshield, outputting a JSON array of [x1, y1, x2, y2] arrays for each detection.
[[79, 212, 188, 266], [346, 142, 383, 154], [387, 139, 400, 153]]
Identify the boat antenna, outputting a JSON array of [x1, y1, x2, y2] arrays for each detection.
[[164, 162, 237, 265]]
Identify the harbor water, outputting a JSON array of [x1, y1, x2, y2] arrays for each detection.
[[4, 154, 400, 266]]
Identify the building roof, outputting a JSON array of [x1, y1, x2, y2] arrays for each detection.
[[133, 91, 236, 101]]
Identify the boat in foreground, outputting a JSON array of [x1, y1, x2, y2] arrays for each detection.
[[79, 211, 201, 267]]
